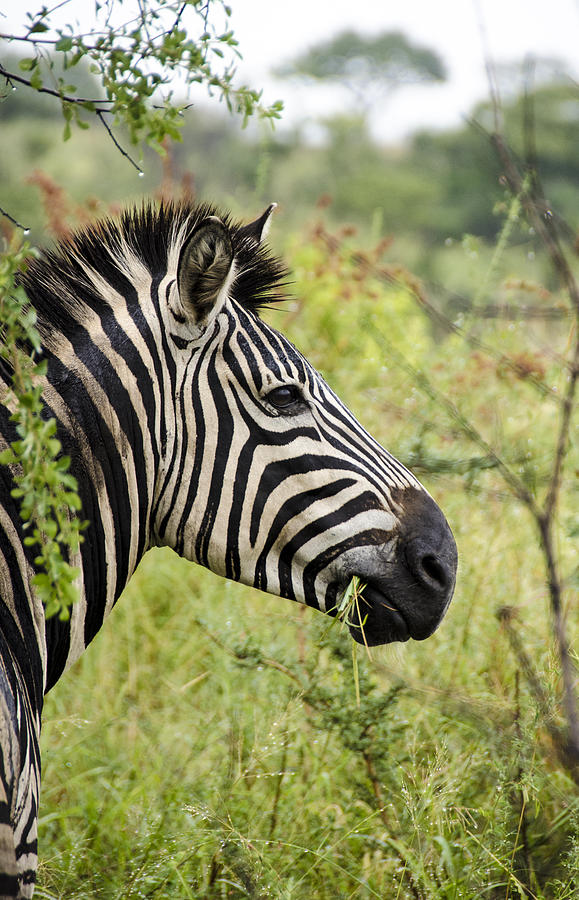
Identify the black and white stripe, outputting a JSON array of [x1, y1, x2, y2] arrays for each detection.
[[0, 201, 457, 897]]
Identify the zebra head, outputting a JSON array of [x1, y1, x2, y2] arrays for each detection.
[[155, 206, 457, 646]]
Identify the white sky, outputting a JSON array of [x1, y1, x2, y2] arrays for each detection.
[[229, 0, 579, 141], [2, 0, 579, 142]]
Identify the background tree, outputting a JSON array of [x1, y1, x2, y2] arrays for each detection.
[[276, 29, 446, 118]]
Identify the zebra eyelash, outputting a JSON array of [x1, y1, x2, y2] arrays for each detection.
[[262, 383, 307, 414]]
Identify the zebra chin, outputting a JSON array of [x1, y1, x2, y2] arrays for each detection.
[[329, 567, 456, 647], [323, 487, 458, 647], [323, 578, 450, 648], [345, 581, 441, 647]]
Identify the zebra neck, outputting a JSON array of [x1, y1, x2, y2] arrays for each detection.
[[43, 342, 163, 686]]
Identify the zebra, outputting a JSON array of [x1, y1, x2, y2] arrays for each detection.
[[0, 201, 457, 897]]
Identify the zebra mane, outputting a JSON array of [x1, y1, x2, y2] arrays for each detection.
[[21, 201, 289, 338]]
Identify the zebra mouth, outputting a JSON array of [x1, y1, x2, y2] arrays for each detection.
[[342, 581, 410, 647]]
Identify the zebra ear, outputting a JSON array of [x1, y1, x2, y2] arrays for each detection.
[[237, 203, 277, 245], [177, 217, 234, 327]]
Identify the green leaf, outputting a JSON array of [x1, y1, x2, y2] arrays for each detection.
[[32, 572, 52, 590], [55, 36, 74, 53], [30, 69, 44, 91], [18, 57, 38, 72]]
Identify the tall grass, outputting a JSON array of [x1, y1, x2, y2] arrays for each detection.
[[34, 184, 578, 897]]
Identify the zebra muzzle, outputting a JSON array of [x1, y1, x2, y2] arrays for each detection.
[[347, 581, 411, 645], [338, 488, 457, 647]]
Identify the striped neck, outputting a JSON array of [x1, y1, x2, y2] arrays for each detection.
[[42, 288, 168, 686]]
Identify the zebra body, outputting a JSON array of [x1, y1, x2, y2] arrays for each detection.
[[0, 202, 457, 897]]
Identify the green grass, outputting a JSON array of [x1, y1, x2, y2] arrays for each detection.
[[37, 224, 578, 899]]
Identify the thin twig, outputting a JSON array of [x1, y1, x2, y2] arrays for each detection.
[[171, 2, 189, 34], [491, 135, 579, 527], [536, 514, 579, 764], [23, 0, 73, 35], [473, 0, 502, 133], [96, 110, 144, 175], [0, 206, 30, 232], [496, 607, 579, 779], [492, 134, 579, 314], [436, 37, 579, 765]]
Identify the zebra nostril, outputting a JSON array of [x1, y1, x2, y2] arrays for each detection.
[[396, 487, 458, 602], [419, 554, 448, 590]]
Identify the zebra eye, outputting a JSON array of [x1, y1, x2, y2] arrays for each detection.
[[265, 385, 302, 410]]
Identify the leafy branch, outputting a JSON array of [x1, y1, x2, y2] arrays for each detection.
[[0, 241, 85, 619], [0, 0, 283, 171]]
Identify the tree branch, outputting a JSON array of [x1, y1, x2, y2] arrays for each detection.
[[96, 110, 143, 175], [0, 63, 107, 106], [0, 205, 29, 232], [490, 130, 579, 767]]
